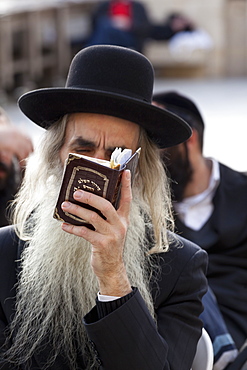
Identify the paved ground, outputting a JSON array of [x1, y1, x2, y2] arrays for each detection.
[[3, 77, 247, 172]]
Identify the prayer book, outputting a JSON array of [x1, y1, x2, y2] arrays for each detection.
[[53, 147, 141, 228]]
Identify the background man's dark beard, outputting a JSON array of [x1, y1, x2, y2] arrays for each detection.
[[163, 143, 193, 202]]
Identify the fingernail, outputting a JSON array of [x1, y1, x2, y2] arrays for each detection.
[[74, 190, 83, 199], [61, 201, 70, 209], [126, 169, 131, 179], [62, 223, 70, 231]]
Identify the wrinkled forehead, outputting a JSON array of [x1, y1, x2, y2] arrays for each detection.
[[65, 113, 140, 142]]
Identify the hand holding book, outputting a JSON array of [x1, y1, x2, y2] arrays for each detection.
[[53, 147, 141, 228]]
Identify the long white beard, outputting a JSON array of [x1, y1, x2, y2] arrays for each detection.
[[7, 174, 155, 369]]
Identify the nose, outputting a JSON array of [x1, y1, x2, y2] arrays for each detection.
[[93, 149, 108, 161]]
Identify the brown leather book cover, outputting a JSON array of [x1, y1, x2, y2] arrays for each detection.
[[53, 148, 141, 228]]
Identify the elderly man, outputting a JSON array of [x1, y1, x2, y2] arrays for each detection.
[[0, 45, 207, 370]]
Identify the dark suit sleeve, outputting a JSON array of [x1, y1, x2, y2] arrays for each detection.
[[84, 237, 208, 370]]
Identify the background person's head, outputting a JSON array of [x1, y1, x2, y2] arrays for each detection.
[[153, 91, 205, 201]]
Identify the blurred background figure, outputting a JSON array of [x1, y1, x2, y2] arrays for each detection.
[[78, 1, 198, 54], [150, 11, 213, 61], [153, 91, 247, 370], [0, 108, 33, 227], [84, 0, 151, 52], [150, 12, 195, 41], [0, 0, 246, 97]]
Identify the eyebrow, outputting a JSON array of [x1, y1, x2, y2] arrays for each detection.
[[70, 136, 125, 152], [70, 137, 95, 148]]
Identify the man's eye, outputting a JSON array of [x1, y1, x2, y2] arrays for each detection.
[[105, 150, 113, 160], [75, 149, 92, 153]]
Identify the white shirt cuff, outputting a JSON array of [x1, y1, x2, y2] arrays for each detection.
[[97, 291, 121, 302]]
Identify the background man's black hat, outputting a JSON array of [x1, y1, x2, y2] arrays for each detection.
[[19, 45, 192, 148], [153, 91, 205, 129]]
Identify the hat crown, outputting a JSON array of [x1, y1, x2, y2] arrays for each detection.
[[66, 45, 154, 103], [18, 45, 192, 148]]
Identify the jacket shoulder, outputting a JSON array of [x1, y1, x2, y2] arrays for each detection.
[[219, 162, 247, 187], [166, 231, 208, 265], [0, 225, 20, 281], [151, 232, 208, 304], [0, 225, 19, 255]]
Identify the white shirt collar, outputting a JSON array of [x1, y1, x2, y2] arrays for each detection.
[[174, 158, 220, 230]]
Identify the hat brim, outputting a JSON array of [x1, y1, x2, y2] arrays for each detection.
[[18, 88, 192, 148]]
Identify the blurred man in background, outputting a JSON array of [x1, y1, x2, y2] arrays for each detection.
[[0, 107, 33, 226], [86, 0, 151, 52], [153, 91, 247, 370], [81, 0, 195, 53]]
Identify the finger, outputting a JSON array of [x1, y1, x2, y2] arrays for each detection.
[[73, 189, 118, 224], [61, 200, 110, 234], [61, 221, 98, 242], [61, 215, 117, 246], [117, 170, 132, 218]]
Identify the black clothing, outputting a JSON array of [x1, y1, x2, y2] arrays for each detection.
[[0, 163, 21, 227], [0, 225, 208, 369], [175, 163, 247, 349]]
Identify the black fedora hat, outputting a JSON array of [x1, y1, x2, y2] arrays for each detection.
[[18, 45, 191, 148]]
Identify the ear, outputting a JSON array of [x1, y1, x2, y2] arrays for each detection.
[[186, 129, 199, 149]]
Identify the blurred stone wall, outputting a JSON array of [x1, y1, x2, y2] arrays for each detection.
[[141, 0, 247, 77]]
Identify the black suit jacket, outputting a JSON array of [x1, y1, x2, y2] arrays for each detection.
[[175, 163, 247, 348], [0, 225, 208, 369]]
